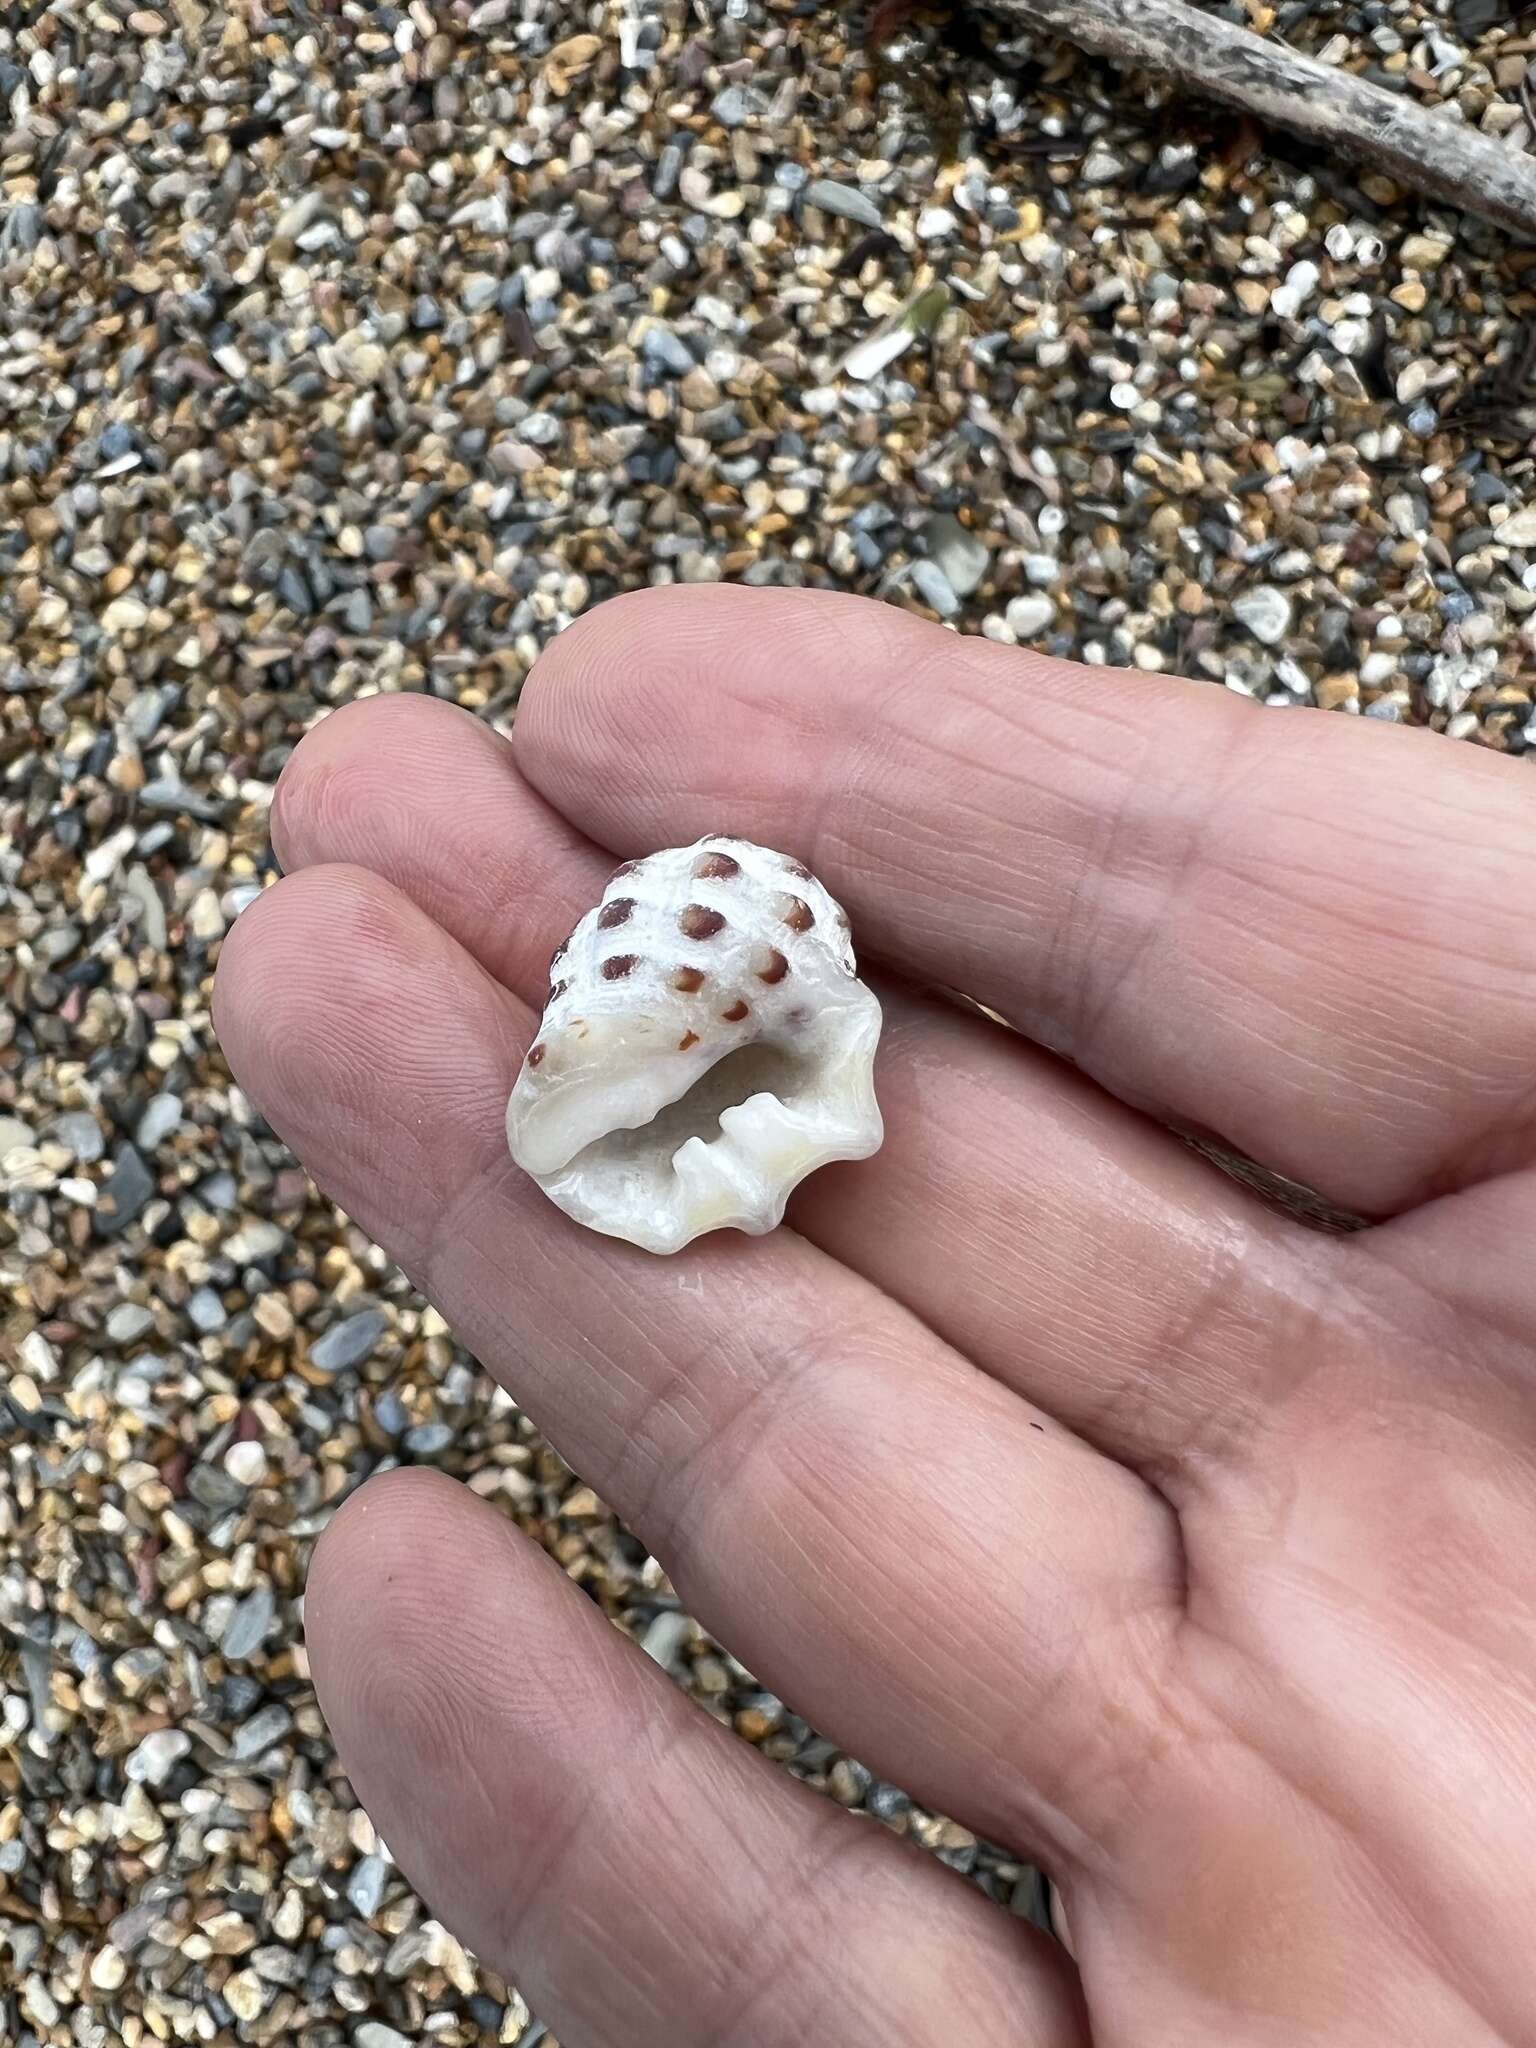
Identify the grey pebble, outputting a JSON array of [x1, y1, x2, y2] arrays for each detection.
[[710, 85, 752, 127], [251, 1944, 306, 1985], [373, 1388, 411, 1437], [0, 1114, 37, 1153], [221, 1585, 276, 1661], [93, 1146, 156, 1237], [803, 178, 883, 228], [866, 1780, 913, 1822], [642, 324, 697, 376], [106, 1302, 155, 1345], [107, 1898, 165, 1953], [140, 778, 224, 823], [641, 1609, 692, 1668], [224, 1218, 285, 1263], [231, 1702, 293, 1760], [44, 1114, 105, 1163], [135, 1092, 182, 1150], [1082, 148, 1128, 184], [922, 511, 989, 598], [310, 1308, 389, 1374], [188, 1462, 249, 1511], [403, 1421, 453, 1458], [34, 920, 80, 965], [1231, 584, 1293, 647], [1007, 593, 1056, 639], [653, 143, 683, 199], [188, 1286, 228, 1332], [354, 2025, 414, 2048], [122, 864, 168, 950], [347, 1854, 388, 1920], [911, 557, 960, 619], [517, 410, 562, 445], [44, 1111, 105, 1163], [124, 1727, 191, 1787]]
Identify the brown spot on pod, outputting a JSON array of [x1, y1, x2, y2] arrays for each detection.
[[598, 897, 635, 930], [601, 954, 639, 980], [784, 857, 813, 880], [753, 946, 790, 984], [693, 849, 740, 880], [549, 978, 569, 1003], [778, 894, 815, 932], [611, 858, 642, 879], [526, 1043, 547, 1068], [680, 903, 727, 940], [721, 999, 750, 1022], [678, 1030, 700, 1051], [671, 965, 706, 993], [550, 938, 570, 971]]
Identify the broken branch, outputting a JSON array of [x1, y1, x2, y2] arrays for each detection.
[[975, 0, 1536, 239]]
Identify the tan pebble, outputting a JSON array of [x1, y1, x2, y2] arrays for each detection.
[[1315, 675, 1358, 711], [102, 595, 149, 633], [252, 1294, 294, 1340], [89, 1946, 128, 1991], [1400, 233, 1451, 272], [222, 1968, 264, 2022]]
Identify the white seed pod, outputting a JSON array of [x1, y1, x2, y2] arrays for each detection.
[[506, 837, 883, 1254]]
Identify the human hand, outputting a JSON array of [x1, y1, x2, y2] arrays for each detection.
[[215, 587, 1536, 2046]]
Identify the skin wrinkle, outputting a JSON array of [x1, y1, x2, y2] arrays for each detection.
[[1172, 1628, 1526, 2044], [607, 1281, 867, 1563], [316, 1480, 1038, 2048], [1060, 704, 1260, 1076]]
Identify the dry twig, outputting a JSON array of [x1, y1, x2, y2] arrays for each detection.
[[975, 0, 1536, 237]]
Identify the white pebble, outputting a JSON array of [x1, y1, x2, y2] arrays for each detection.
[[1006, 594, 1056, 639], [1231, 585, 1293, 648], [224, 1440, 269, 1489]]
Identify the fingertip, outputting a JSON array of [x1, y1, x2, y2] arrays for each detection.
[[516, 586, 936, 851], [214, 862, 393, 1071], [272, 694, 499, 874], [307, 1466, 479, 1739]]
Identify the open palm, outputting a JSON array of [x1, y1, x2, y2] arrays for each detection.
[[216, 587, 1536, 2046]]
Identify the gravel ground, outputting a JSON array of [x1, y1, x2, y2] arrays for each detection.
[[7, 0, 1536, 2041]]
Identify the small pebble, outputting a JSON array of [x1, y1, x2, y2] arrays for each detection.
[[310, 1308, 390, 1374], [221, 1585, 276, 1659], [223, 1440, 270, 1489], [1231, 585, 1294, 648], [911, 558, 960, 619], [803, 179, 883, 228], [922, 512, 990, 598], [124, 1728, 191, 1787]]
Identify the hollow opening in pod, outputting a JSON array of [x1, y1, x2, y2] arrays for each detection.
[[561, 1040, 816, 1177]]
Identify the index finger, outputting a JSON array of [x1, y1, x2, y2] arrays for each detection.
[[515, 585, 1536, 1218]]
